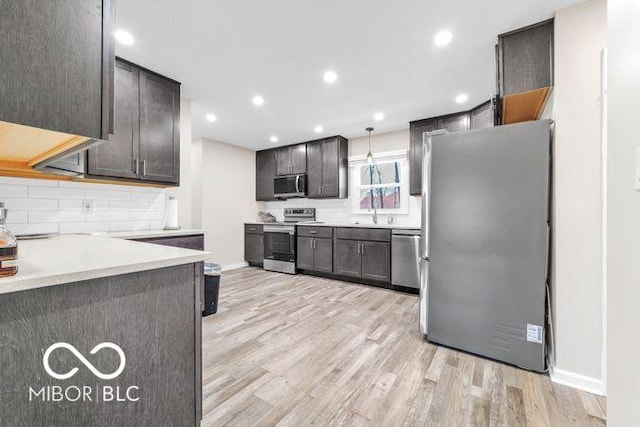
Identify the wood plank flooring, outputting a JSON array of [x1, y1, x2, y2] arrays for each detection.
[[201, 267, 606, 426]]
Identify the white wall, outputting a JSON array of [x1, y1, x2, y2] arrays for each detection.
[[607, 0, 640, 423], [166, 97, 194, 228], [265, 129, 421, 225], [193, 138, 265, 268], [550, 0, 606, 394]]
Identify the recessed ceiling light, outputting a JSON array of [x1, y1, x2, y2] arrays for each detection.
[[269, 136, 278, 143], [434, 30, 453, 47], [455, 93, 469, 103], [114, 29, 134, 45], [373, 112, 385, 121], [252, 95, 265, 106], [323, 71, 338, 84], [314, 125, 324, 134], [205, 113, 216, 122]]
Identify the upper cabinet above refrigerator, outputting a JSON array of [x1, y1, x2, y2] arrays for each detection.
[[0, 0, 115, 173], [496, 19, 554, 125]]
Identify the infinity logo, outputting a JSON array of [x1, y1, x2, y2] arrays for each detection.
[[43, 342, 126, 380]]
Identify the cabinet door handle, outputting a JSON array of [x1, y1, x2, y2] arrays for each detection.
[[134, 158, 139, 174], [313, 239, 317, 249], [142, 160, 147, 176], [310, 239, 314, 250], [357, 243, 361, 254], [361, 243, 364, 255]]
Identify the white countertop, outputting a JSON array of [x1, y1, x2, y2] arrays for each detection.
[[0, 233, 209, 296], [246, 221, 420, 230]]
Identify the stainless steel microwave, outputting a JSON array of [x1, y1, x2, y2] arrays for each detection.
[[274, 174, 307, 198]]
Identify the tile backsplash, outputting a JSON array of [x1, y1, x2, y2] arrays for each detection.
[[0, 177, 166, 235], [264, 195, 422, 226]]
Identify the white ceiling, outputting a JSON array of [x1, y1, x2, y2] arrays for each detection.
[[116, 0, 580, 150]]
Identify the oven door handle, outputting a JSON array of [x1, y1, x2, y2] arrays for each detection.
[[295, 175, 300, 193]]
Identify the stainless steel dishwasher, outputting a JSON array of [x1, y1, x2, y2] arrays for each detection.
[[391, 229, 421, 289]]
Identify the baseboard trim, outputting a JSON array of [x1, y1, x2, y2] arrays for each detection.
[[550, 367, 605, 396], [220, 262, 249, 272]]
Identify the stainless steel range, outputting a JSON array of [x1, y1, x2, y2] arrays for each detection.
[[263, 208, 315, 274]]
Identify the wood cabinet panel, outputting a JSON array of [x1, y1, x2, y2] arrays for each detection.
[[409, 112, 470, 195], [313, 238, 333, 273], [276, 144, 307, 176], [290, 144, 307, 174], [297, 236, 315, 270], [306, 136, 348, 199], [244, 224, 264, 235], [498, 20, 554, 96], [297, 226, 333, 239], [256, 150, 276, 201], [470, 100, 495, 130], [0, 264, 199, 425], [409, 119, 438, 195], [0, 0, 107, 139], [306, 141, 324, 198], [245, 233, 264, 264], [88, 60, 139, 179], [334, 239, 361, 278], [335, 227, 391, 242], [138, 70, 180, 184], [361, 241, 391, 282]]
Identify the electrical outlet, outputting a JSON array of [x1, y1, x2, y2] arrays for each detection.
[[82, 200, 93, 214]]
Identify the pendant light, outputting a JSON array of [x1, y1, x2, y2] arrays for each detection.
[[366, 127, 374, 164]]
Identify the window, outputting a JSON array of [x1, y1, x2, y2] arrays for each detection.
[[350, 150, 409, 214]]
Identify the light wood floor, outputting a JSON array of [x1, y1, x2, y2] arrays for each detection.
[[201, 267, 606, 426]]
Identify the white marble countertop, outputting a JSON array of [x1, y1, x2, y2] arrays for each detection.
[[0, 234, 209, 296], [245, 221, 420, 230]]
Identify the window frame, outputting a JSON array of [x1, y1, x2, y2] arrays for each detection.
[[349, 150, 410, 215]]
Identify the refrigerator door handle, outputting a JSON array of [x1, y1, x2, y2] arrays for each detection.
[[419, 258, 429, 335]]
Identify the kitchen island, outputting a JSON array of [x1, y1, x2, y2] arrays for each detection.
[[0, 234, 208, 426]]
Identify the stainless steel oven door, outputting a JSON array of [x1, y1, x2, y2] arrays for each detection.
[[263, 225, 295, 263]]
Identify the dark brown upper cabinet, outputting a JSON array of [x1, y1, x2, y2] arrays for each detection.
[[0, 0, 115, 140], [306, 136, 348, 199], [256, 149, 277, 201], [276, 143, 307, 175], [87, 58, 181, 185], [409, 111, 470, 195], [470, 100, 496, 130], [497, 19, 554, 97]]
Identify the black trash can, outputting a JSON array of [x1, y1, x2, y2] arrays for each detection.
[[203, 262, 221, 316]]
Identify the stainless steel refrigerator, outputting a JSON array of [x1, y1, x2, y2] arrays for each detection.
[[419, 120, 551, 373]]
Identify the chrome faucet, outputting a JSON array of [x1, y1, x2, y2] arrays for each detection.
[[372, 205, 378, 224]]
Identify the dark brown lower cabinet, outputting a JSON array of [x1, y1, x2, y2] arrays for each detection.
[[361, 241, 391, 282], [334, 239, 391, 283], [297, 236, 333, 273], [244, 226, 264, 265], [334, 239, 362, 278], [313, 238, 333, 273]]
